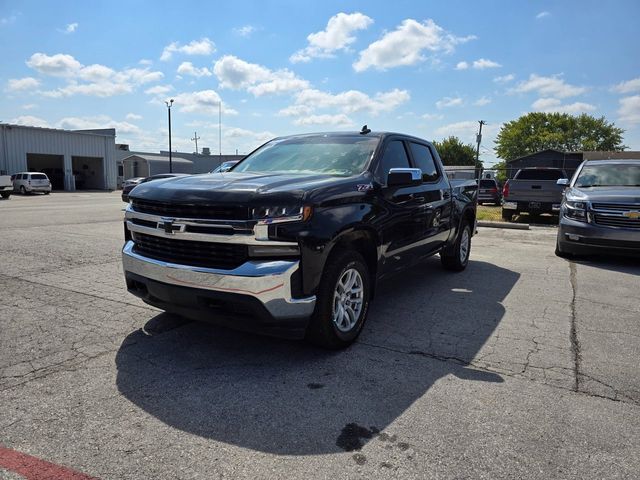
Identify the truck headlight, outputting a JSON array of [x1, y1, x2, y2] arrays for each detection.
[[563, 200, 587, 221], [252, 205, 313, 224]]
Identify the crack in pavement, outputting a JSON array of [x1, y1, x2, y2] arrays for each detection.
[[568, 261, 582, 392]]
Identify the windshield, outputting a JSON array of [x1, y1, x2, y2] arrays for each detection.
[[575, 163, 640, 187], [233, 135, 380, 176]]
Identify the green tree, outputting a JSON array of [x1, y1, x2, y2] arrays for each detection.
[[494, 112, 625, 160], [433, 136, 480, 167]]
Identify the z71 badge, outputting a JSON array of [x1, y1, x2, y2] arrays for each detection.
[[356, 183, 373, 192]]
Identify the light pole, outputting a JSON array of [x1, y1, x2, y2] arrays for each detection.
[[218, 101, 222, 163], [165, 99, 174, 173]]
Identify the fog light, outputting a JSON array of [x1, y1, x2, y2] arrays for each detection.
[[567, 234, 580, 241]]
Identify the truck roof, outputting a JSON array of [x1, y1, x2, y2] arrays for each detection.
[[272, 131, 433, 144], [584, 159, 640, 166]]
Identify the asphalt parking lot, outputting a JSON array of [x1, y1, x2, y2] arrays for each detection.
[[1, 192, 639, 479]]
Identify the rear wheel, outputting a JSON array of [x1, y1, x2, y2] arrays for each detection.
[[501, 209, 514, 221], [20, 186, 27, 195], [441, 221, 472, 271], [306, 250, 371, 349]]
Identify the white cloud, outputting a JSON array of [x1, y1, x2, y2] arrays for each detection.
[[126, 113, 143, 121], [144, 84, 173, 96], [536, 11, 550, 19], [353, 18, 475, 72], [611, 77, 640, 94], [7, 77, 40, 91], [290, 12, 373, 63], [457, 58, 501, 70], [63, 22, 78, 33], [531, 97, 596, 113], [177, 61, 212, 77], [293, 114, 354, 127], [472, 58, 501, 69], [27, 52, 82, 76], [436, 96, 463, 109], [9, 115, 50, 128], [1, 15, 18, 26], [56, 115, 141, 134], [284, 88, 410, 116], [494, 74, 515, 83], [512, 74, 587, 98], [139, 59, 153, 66], [213, 55, 309, 96], [21, 103, 38, 110], [26, 53, 164, 98], [474, 96, 491, 106], [421, 113, 443, 121], [171, 90, 238, 115], [617, 95, 640, 124], [233, 25, 256, 37], [160, 38, 215, 61]]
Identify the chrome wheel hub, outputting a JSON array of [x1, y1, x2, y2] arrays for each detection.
[[332, 268, 364, 332], [460, 227, 470, 263]]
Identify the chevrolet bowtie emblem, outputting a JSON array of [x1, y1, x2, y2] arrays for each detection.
[[159, 218, 175, 234], [623, 210, 640, 219]]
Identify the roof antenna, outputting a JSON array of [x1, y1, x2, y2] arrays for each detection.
[[360, 124, 371, 135]]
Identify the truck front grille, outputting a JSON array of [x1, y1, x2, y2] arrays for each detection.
[[593, 215, 640, 229], [132, 232, 248, 270], [592, 203, 640, 212], [131, 199, 250, 220]]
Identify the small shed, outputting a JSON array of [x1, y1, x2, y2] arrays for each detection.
[[505, 149, 583, 179], [122, 154, 193, 179]]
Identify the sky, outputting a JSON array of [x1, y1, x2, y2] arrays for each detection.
[[1, 0, 640, 166]]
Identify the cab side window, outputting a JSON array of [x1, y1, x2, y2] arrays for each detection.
[[409, 143, 440, 182], [375, 140, 411, 184]]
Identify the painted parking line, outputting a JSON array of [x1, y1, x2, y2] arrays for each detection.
[[0, 445, 97, 480]]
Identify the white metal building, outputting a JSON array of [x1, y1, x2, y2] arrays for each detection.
[[0, 123, 117, 191], [121, 154, 193, 179]]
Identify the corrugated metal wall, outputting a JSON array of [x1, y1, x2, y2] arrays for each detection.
[[0, 124, 116, 190]]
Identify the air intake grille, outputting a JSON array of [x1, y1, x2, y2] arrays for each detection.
[[132, 232, 248, 270], [131, 199, 250, 220], [593, 215, 640, 229]]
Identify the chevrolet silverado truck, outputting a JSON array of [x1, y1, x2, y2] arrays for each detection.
[[502, 167, 568, 221], [122, 130, 477, 348]]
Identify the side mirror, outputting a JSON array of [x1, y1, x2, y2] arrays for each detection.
[[387, 168, 422, 187], [557, 178, 569, 187]]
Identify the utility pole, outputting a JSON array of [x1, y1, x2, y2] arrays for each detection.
[[191, 131, 200, 154], [165, 99, 174, 173], [218, 101, 222, 162], [475, 120, 485, 166]]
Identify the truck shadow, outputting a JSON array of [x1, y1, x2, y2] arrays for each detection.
[[115, 258, 519, 455]]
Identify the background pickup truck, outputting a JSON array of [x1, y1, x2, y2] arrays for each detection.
[[501, 167, 568, 221], [0, 175, 12, 199], [122, 130, 477, 349]]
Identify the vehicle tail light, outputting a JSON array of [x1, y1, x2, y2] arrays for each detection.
[[503, 181, 510, 198], [491, 187, 497, 193]]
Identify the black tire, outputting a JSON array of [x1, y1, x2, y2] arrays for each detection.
[[501, 209, 514, 222], [20, 186, 27, 195], [0, 192, 10, 199], [441, 221, 472, 272], [44, 191, 50, 195], [306, 250, 371, 349]]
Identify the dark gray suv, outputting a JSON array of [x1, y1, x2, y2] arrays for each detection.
[[555, 159, 640, 257]]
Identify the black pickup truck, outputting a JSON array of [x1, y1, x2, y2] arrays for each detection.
[[122, 131, 477, 348]]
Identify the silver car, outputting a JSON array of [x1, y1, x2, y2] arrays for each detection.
[[12, 172, 52, 195], [556, 159, 640, 257]]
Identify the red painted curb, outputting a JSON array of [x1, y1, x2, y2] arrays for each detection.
[[0, 445, 97, 480]]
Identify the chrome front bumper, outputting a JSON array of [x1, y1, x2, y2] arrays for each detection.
[[122, 241, 316, 320]]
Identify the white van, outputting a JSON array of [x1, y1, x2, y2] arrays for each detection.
[[12, 172, 52, 194]]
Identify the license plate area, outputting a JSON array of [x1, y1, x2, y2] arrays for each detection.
[[528, 201, 542, 209]]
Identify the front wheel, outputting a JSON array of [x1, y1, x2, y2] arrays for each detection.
[[0, 192, 10, 199], [501, 209, 514, 221], [306, 250, 371, 349], [441, 222, 472, 271]]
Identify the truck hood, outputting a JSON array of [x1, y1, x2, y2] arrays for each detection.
[[129, 171, 363, 205], [568, 186, 640, 204]]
